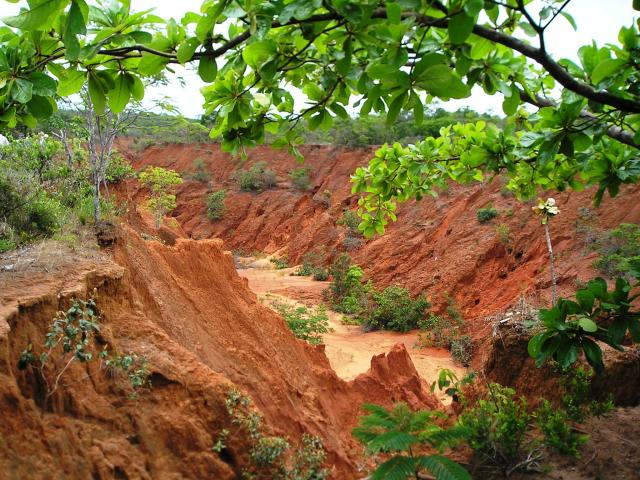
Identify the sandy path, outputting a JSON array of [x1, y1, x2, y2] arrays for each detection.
[[239, 260, 465, 403]]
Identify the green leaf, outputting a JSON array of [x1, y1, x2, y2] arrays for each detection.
[[127, 73, 144, 101], [3, 0, 67, 31], [502, 84, 520, 116], [137, 54, 168, 76], [27, 94, 54, 118], [417, 65, 469, 99], [57, 69, 86, 96], [448, 12, 475, 44], [108, 74, 131, 113], [560, 11, 577, 31], [242, 39, 276, 68], [64, 0, 88, 61], [581, 338, 604, 372], [578, 317, 598, 333], [387, 2, 401, 24], [417, 454, 471, 480], [469, 36, 492, 60], [177, 37, 200, 64], [11, 78, 33, 104], [371, 456, 417, 480], [608, 317, 628, 344], [576, 289, 595, 312], [197, 56, 217, 82], [386, 92, 407, 126], [88, 74, 106, 114], [591, 58, 626, 84]]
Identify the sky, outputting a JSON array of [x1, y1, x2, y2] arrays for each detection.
[[3, 0, 637, 117]]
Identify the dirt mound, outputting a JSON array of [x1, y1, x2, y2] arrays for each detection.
[[0, 225, 441, 479], [126, 143, 640, 327]]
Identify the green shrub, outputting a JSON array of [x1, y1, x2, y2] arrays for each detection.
[[295, 249, 329, 281], [451, 335, 473, 366], [593, 223, 640, 278], [271, 300, 330, 345], [206, 189, 226, 220], [458, 384, 530, 474], [234, 161, 277, 191], [353, 403, 470, 480], [223, 388, 329, 479], [325, 253, 355, 302], [105, 153, 135, 183], [190, 157, 210, 183], [289, 167, 311, 190], [560, 366, 614, 422], [535, 400, 588, 457], [312, 269, 328, 281], [336, 209, 361, 237], [365, 285, 430, 332], [496, 223, 511, 244], [477, 205, 498, 224], [270, 256, 289, 269], [417, 295, 465, 350]]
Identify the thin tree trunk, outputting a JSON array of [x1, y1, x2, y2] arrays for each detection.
[[544, 222, 557, 306]]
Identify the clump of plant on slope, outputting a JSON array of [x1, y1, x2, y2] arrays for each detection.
[[270, 299, 331, 346], [139, 166, 183, 229], [216, 387, 329, 480]]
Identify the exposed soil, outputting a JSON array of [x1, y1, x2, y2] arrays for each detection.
[[238, 261, 465, 404], [125, 142, 640, 331], [0, 220, 442, 479]]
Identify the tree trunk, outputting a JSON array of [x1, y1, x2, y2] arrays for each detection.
[[92, 175, 101, 224], [544, 222, 557, 306]]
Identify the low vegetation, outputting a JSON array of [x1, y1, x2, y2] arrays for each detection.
[[289, 167, 312, 190], [139, 166, 183, 229], [323, 254, 429, 332], [353, 402, 470, 480], [18, 297, 150, 405], [270, 299, 330, 346], [0, 133, 131, 252], [337, 209, 364, 250], [234, 161, 277, 192], [206, 189, 226, 220], [592, 223, 640, 279], [476, 205, 498, 224], [220, 388, 329, 479], [190, 158, 210, 183]]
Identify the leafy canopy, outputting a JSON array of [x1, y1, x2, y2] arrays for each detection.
[[1, 0, 638, 214]]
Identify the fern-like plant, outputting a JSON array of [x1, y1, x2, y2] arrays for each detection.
[[352, 403, 470, 480]]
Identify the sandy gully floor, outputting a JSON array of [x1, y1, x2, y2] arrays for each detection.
[[239, 259, 465, 403]]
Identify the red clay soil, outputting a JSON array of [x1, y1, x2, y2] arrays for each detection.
[[0, 222, 441, 479], [124, 143, 640, 330]]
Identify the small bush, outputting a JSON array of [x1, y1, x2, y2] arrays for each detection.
[[560, 366, 614, 422], [289, 167, 312, 190], [270, 256, 289, 269], [271, 301, 330, 345], [337, 209, 361, 237], [459, 384, 531, 474], [342, 235, 364, 251], [365, 285, 430, 332], [496, 223, 511, 244], [295, 250, 326, 277], [451, 335, 473, 366], [105, 153, 135, 183], [312, 269, 329, 281], [234, 161, 277, 191], [190, 158, 210, 183], [206, 189, 226, 220], [477, 205, 498, 224], [592, 223, 640, 278], [535, 400, 588, 457]]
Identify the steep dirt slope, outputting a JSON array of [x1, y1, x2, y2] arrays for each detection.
[[126, 143, 640, 324], [0, 224, 441, 479]]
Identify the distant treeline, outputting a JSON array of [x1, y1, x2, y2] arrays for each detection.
[[36, 107, 503, 150]]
